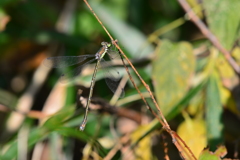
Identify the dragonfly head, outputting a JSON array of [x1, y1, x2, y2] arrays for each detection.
[[95, 42, 112, 59], [101, 42, 111, 48]]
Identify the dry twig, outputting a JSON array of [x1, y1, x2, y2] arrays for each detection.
[[178, 0, 240, 74], [82, 0, 197, 159]]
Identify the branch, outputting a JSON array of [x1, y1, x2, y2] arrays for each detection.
[[177, 0, 240, 74]]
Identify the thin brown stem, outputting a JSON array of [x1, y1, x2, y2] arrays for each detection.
[[177, 0, 240, 74], [112, 40, 170, 129], [119, 51, 165, 126], [172, 131, 197, 160], [0, 104, 50, 119], [83, 0, 114, 41], [83, 0, 166, 127], [82, 0, 197, 159]]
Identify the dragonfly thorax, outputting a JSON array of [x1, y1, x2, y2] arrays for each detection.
[[95, 43, 109, 60], [95, 53, 101, 60]]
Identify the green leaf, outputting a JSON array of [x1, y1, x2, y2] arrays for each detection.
[[0, 0, 19, 6], [166, 80, 206, 120], [203, 0, 240, 50], [90, 1, 154, 58], [0, 89, 18, 108], [55, 127, 108, 157], [1, 127, 49, 160], [43, 105, 75, 130], [152, 40, 195, 115], [1, 126, 100, 160], [205, 71, 224, 150], [198, 149, 220, 160], [130, 125, 153, 160], [198, 146, 227, 160], [127, 81, 206, 150]]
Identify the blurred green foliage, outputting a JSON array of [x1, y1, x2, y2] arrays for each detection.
[[0, 0, 240, 159]]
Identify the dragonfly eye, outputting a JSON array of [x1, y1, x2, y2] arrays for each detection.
[[101, 42, 106, 46], [107, 43, 111, 47]]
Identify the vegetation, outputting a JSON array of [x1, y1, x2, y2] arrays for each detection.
[[0, 0, 240, 159]]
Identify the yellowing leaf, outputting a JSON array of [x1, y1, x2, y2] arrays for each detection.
[[214, 145, 227, 158], [187, 0, 203, 18], [199, 146, 227, 160], [152, 40, 195, 115], [232, 47, 240, 65], [215, 57, 240, 115], [130, 125, 153, 160], [177, 116, 206, 158], [199, 149, 220, 160], [216, 56, 235, 79], [218, 83, 231, 106], [187, 91, 204, 115]]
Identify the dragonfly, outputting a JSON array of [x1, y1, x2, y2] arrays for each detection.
[[43, 42, 124, 131]]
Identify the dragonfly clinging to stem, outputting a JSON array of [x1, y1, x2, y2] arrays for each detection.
[[43, 42, 124, 131]]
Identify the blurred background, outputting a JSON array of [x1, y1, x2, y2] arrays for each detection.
[[0, 0, 240, 159]]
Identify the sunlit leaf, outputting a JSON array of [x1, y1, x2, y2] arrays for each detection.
[[216, 56, 235, 79], [198, 146, 227, 160], [199, 149, 220, 160], [187, 0, 203, 18], [214, 63, 239, 115], [123, 81, 206, 159], [214, 55, 238, 112], [214, 145, 227, 158], [232, 47, 240, 65], [187, 90, 204, 115], [130, 125, 153, 160], [203, 0, 240, 50], [152, 40, 195, 115], [177, 116, 207, 158]]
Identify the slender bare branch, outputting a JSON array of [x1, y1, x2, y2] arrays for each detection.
[[82, 1, 197, 159], [178, 0, 240, 74]]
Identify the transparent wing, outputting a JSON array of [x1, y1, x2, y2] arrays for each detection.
[[60, 58, 96, 83], [100, 59, 125, 98], [43, 55, 95, 68], [107, 48, 121, 60]]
